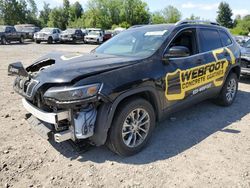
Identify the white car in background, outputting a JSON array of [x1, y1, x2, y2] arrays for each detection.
[[84, 29, 104, 44], [113, 27, 126, 36], [34, 27, 61, 44]]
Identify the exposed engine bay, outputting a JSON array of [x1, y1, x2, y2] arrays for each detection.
[[8, 57, 101, 144]]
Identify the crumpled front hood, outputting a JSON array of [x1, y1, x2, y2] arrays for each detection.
[[28, 52, 139, 84]]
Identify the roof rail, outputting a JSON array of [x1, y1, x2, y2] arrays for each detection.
[[175, 20, 220, 26]]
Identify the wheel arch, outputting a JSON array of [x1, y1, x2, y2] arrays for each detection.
[[90, 86, 162, 146], [229, 65, 241, 79]]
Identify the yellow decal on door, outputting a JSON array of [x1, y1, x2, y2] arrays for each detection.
[[165, 47, 235, 101]]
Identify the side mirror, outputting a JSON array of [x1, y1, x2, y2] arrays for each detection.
[[164, 46, 190, 59]]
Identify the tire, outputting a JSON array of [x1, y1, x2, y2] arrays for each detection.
[[1, 36, 7, 45], [19, 36, 24, 43], [107, 97, 155, 156], [47, 37, 53, 44], [214, 73, 238, 106], [35, 40, 41, 44]]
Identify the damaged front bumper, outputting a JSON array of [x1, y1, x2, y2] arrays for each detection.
[[22, 98, 69, 124], [22, 98, 97, 143]]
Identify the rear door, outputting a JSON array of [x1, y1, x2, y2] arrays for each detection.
[[196, 27, 231, 93], [75, 30, 83, 41], [11, 27, 18, 40], [5, 27, 12, 41]]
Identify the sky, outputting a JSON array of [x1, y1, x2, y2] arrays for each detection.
[[35, 0, 250, 21]]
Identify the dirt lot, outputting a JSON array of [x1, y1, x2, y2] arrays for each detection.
[[0, 42, 250, 188]]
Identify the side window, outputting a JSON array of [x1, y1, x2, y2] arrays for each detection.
[[169, 29, 198, 56], [53, 29, 56, 34], [76, 30, 81, 35], [5, 27, 10, 32], [198, 28, 222, 52], [219, 30, 232, 46]]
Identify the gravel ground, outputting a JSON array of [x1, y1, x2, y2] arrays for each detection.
[[0, 42, 250, 188]]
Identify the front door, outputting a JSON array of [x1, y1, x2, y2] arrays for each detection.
[[162, 28, 210, 111]]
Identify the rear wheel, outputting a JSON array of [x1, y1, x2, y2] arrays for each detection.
[[214, 73, 238, 106], [35, 40, 41, 44], [107, 98, 155, 156]]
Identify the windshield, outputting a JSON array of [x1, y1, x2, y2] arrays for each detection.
[[243, 39, 250, 48], [40, 28, 53, 33], [89, 31, 101, 35], [63, 29, 76, 34], [0, 26, 6, 32], [95, 27, 170, 57]]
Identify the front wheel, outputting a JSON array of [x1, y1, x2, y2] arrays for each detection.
[[214, 73, 238, 106], [19, 36, 24, 43], [47, 37, 53, 44], [107, 98, 155, 156]]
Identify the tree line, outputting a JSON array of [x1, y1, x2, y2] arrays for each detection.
[[0, 0, 191, 30], [0, 0, 249, 35]]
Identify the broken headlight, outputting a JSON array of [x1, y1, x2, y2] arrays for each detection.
[[44, 84, 101, 102]]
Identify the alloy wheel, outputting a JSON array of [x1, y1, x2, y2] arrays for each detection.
[[226, 78, 236, 102], [122, 108, 150, 148]]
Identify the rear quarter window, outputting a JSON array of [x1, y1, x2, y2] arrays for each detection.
[[198, 28, 223, 53], [219, 30, 232, 46]]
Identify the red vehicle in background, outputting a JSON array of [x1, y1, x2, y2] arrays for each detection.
[[103, 31, 112, 42]]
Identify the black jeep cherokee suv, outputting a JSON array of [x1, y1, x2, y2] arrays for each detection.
[[8, 20, 241, 156]]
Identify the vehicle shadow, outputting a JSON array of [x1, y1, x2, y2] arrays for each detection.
[[39, 42, 89, 45], [2, 42, 32, 45], [60, 42, 86, 45], [49, 89, 250, 164]]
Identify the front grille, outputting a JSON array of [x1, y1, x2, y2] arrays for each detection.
[[38, 34, 45, 38], [26, 80, 39, 97], [14, 77, 39, 98]]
